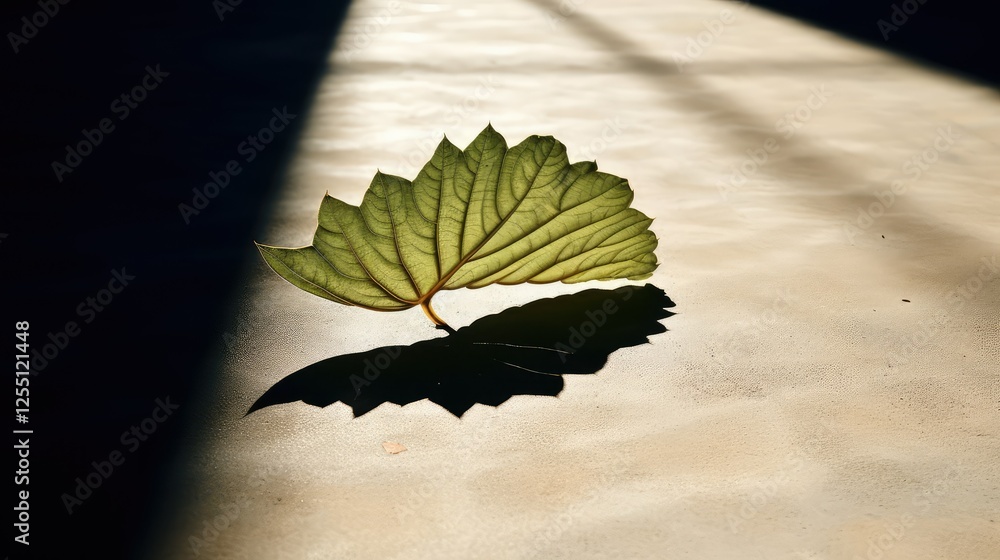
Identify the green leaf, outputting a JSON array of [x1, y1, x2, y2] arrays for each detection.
[[255, 125, 658, 328]]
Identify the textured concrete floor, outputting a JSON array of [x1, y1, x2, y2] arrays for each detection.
[[153, 1, 999, 558]]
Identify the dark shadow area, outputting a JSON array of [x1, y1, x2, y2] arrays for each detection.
[[3, 0, 352, 558], [749, 0, 1000, 86], [249, 284, 676, 418]]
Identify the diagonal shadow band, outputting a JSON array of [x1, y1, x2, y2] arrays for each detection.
[[248, 283, 675, 418]]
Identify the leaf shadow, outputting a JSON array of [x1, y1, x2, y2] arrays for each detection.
[[248, 284, 675, 418]]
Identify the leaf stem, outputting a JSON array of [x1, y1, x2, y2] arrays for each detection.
[[420, 300, 455, 334]]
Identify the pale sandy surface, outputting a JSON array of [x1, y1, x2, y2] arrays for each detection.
[[152, 1, 1000, 559]]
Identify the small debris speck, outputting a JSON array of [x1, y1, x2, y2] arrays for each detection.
[[382, 441, 407, 454], [902, 299, 910, 302]]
